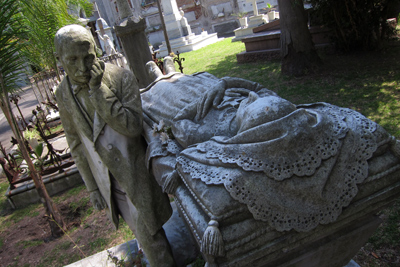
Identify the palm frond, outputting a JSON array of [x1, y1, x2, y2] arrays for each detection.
[[0, 0, 28, 95]]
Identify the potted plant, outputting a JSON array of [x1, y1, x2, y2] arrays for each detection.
[[266, 4, 278, 21], [233, 12, 248, 28]]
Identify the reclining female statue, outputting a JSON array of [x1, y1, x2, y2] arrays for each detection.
[[141, 59, 400, 233]]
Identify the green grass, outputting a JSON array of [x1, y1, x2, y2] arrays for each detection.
[[178, 37, 400, 138], [180, 38, 283, 88], [36, 241, 81, 267], [88, 237, 108, 252], [54, 184, 86, 203], [0, 179, 9, 213], [368, 199, 400, 247], [0, 202, 41, 231], [17, 239, 44, 249], [116, 220, 135, 243]]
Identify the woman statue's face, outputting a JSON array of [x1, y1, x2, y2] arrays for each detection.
[[236, 92, 296, 133]]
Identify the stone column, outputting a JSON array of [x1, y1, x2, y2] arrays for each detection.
[[115, 0, 153, 88]]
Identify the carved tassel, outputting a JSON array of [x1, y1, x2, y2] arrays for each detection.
[[201, 220, 225, 257], [163, 170, 180, 194]]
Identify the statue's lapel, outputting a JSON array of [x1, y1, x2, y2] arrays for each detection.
[[93, 112, 106, 143], [62, 77, 93, 139]]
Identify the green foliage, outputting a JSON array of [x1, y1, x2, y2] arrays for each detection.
[[308, 0, 399, 51], [18, 0, 79, 72], [107, 249, 128, 267], [0, 0, 27, 96], [67, 0, 93, 17]]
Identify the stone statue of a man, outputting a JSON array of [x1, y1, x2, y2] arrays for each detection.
[[54, 24, 176, 266]]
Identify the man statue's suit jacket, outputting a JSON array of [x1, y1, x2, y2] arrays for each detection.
[[56, 63, 172, 235]]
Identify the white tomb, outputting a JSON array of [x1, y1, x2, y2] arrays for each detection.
[[156, 0, 221, 58]]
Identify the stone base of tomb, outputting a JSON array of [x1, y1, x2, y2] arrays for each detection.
[[156, 31, 221, 58], [170, 152, 400, 266], [5, 164, 82, 209], [236, 24, 335, 63]]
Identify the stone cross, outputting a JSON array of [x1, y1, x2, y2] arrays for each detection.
[[97, 18, 105, 36], [246, 0, 259, 16]]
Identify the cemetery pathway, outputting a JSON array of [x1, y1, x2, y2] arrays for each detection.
[[0, 85, 39, 153]]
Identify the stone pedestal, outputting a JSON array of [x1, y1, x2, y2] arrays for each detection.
[[115, 19, 153, 88]]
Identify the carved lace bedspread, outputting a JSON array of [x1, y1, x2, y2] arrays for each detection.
[[140, 73, 393, 233], [176, 103, 392, 232]]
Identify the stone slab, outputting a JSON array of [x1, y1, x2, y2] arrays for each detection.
[[212, 21, 239, 38], [66, 202, 199, 267], [65, 239, 140, 267], [5, 167, 83, 209]]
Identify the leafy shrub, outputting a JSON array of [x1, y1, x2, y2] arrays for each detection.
[[308, 0, 400, 51]]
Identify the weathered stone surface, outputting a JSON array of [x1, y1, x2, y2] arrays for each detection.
[[141, 65, 400, 266], [54, 25, 175, 267]]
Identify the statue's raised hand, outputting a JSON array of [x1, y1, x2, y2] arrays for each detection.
[[90, 189, 106, 210], [89, 59, 105, 89]]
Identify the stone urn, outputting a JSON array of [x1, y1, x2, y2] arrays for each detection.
[[268, 11, 279, 21], [239, 17, 248, 28]]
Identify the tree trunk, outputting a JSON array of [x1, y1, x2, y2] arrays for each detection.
[[278, 0, 321, 76], [0, 85, 65, 237]]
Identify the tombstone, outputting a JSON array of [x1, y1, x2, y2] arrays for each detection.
[[232, 0, 273, 42], [156, 0, 221, 58], [114, 0, 153, 88], [140, 61, 400, 266]]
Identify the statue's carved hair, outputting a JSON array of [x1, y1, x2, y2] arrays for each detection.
[[54, 24, 97, 56]]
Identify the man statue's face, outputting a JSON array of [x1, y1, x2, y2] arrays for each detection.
[[59, 39, 97, 85]]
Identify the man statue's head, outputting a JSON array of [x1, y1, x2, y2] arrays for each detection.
[[54, 24, 100, 85]]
